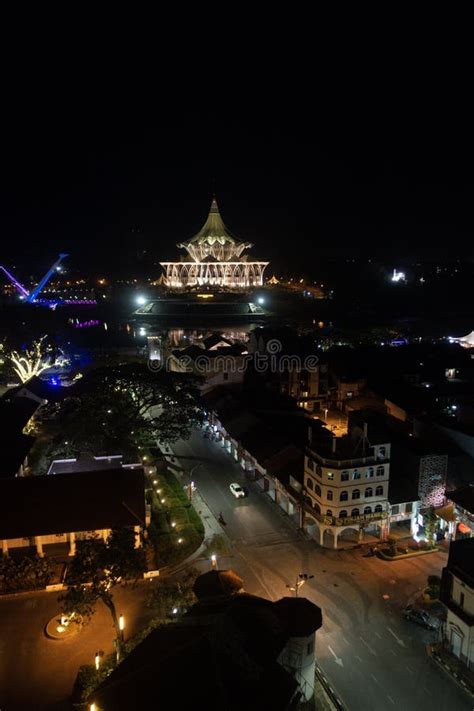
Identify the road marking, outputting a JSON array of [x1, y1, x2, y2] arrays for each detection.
[[387, 694, 395, 705], [375, 631, 382, 639], [370, 674, 378, 684], [423, 687, 432, 696], [406, 666, 414, 674], [390, 649, 397, 656], [341, 635, 349, 645], [327, 645, 344, 667], [355, 655, 363, 662], [387, 626, 406, 647], [359, 636, 377, 656]]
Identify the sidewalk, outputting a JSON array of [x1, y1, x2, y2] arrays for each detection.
[[155, 440, 231, 575], [428, 642, 474, 699]]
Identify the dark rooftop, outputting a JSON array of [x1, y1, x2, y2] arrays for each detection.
[[446, 485, 474, 515], [47, 454, 125, 475], [0, 467, 145, 539], [91, 569, 322, 711], [446, 538, 474, 587]]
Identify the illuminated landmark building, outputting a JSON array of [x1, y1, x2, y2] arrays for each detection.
[[160, 198, 268, 289]]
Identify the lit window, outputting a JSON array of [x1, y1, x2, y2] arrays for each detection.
[[327, 471, 334, 481]]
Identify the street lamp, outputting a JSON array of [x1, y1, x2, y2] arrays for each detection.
[[286, 573, 314, 597], [211, 554, 217, 569], [187, 462, 202, 499], [95, 652, 100, 670]]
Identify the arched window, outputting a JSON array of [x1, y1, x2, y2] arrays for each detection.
[[366, 467, 374, 478], [341, 470, 349, 482], [378, 446, 386, 459], [327, 490, 333, 501], [364, 506, 372, 514], [326, 509, 333, 516], [374, 504, 383, 513], [351, 508, 360, 517], [316, 465, 322, 478], [352, 470, 361, 480], [365, 487, 373, 498], [306, 478, 314, 490], [307, 457, 315, 471], [339, 510, 348, 518], [315, 484, 322, 497], [313, 502, 321, 514], [352, 489, 360, 500], [375, 485, 383, 496], [377, 466, 385, 477], [340, 490, 348, 501]]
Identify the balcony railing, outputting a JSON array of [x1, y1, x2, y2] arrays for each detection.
[[303, 502, 388, 527], [307, 450, 389, 468]]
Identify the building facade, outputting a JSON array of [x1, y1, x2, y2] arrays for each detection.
[[160, 198, 268, 289], [303, 427, 390, 548], [440, 539, 474, 669]]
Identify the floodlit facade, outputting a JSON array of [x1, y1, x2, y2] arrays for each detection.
[[160, 198, 268, 288]]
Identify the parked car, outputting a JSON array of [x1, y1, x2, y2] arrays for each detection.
[[403, 605, 439, 630], [229, 483, 245, 499]]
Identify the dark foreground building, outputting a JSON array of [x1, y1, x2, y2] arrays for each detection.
[[91, 569, 323, 710]]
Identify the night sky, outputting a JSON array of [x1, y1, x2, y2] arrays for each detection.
[[2, 81, 474, 277]]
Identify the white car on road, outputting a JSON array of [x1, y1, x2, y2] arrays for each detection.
[[229, 483, 245, 499]]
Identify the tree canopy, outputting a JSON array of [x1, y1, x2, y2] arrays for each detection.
[[60, 529, 147, 651], [37, 363, 204, 461]]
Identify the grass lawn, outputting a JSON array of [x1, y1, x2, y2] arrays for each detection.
[[147, 468, 204, 569]]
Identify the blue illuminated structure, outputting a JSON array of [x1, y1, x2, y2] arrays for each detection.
[[27, 254, 68, 303], [0, 254, 69, 303]]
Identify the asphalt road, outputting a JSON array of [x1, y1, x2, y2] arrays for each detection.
[[172, 428, 471, 711], [0, 427, 470, 711]]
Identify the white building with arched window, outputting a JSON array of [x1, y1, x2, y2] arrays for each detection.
[[303, 420, 390, 548]]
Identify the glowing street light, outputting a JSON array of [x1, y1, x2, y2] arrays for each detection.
[[211, 554, 217, 569], [95, 652, 100, 670], [119, 614, 125, 632], [136, 295, 147, 305], [286, 573, 314, 597]]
